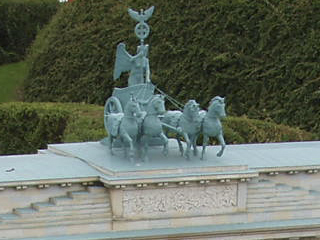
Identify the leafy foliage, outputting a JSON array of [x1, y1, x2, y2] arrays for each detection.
[[0, 102, 105, 155], [223, 116, 314, 144], [0, 0, 59, 64], [60, 103, 105, 143], [0, 102, 69, 155], [0, 102, 313, 155], [23, 0, 320, 136]]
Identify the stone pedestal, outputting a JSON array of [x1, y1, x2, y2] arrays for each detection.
[[1, 141, 320, 239]]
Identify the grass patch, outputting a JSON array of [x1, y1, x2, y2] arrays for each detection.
[[0, 61, 27, 102]]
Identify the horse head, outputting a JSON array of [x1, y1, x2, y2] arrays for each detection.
[[207, 96, 226, 119], [146, 94, 166, 115], [183, 100, 200, 119], [124, 96, 142, 118]]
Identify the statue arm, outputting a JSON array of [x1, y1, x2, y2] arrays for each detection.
[[131, 51, 144, 61], [145, 58, 150, 82]]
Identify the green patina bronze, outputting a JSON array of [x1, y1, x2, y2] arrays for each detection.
[[104, 6, 226, 162]]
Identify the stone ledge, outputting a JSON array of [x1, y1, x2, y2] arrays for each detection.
[[15, 218, 320, 240], [0, 179, 97, 191], [100, 171, 257, 188]]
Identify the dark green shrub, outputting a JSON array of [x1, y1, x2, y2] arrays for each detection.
[[23, 0, 320, 137], [0, 102, 314, 155], [0, 0, 59, 64], [60, 103, 105, 143], [0, 102, 69, 155], [223, 116, 314, 144], [0, 102, 105, 155]]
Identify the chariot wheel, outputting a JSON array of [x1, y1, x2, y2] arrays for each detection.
[[104, 96, 123, 115], [104, 96, 123, 131]]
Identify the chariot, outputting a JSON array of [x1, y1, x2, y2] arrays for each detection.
[[104, 83, 154, 114], [103, 83, 155, 129]]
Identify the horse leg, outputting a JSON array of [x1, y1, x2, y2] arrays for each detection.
[[177, 136, 184, 156], [201, 134, 209, 160], [141, 135, 150, 162], [108, 136, 114, 155], [192, 134, 199, 156], [120, 138, 128, 158], [183, 133, 191, 160], [122, 133, 134, 163], [160, 132, 168, 157], [216, 133, 226, 157]]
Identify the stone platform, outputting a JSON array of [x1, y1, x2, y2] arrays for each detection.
[[1, 140, 320, 239]]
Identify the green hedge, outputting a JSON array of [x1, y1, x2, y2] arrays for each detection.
[[223, 116, 314, 144], [0, 102, 69, 155], [0, 102, 105, 155], [23, 0, 320, 137], [0, 0, 59, 64], [0, 102, 314, 155]]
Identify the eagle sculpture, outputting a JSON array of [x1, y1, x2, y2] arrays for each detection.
[[128, 6, 154, 22]]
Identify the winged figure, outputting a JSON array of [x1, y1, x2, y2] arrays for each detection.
[[128, 6, 155, 22], [113, 43, 150, 86]]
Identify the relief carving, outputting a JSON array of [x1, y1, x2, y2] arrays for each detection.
[[123, 184, 237, 218]]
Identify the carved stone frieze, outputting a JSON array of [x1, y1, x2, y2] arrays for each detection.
[[123, 184, 238, 218]]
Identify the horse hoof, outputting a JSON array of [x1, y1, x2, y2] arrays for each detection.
[[163, 149, 168, 157], [179, 149, 184, 156], [217, 151, 223, 157]]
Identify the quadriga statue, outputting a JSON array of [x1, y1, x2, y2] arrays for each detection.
[[104, 5, 227, 162]]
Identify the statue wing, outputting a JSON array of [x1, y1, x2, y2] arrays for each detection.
[[143, 6, 154, 21], [128, 8, 140, 22], [113, 43, 132, 80]]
